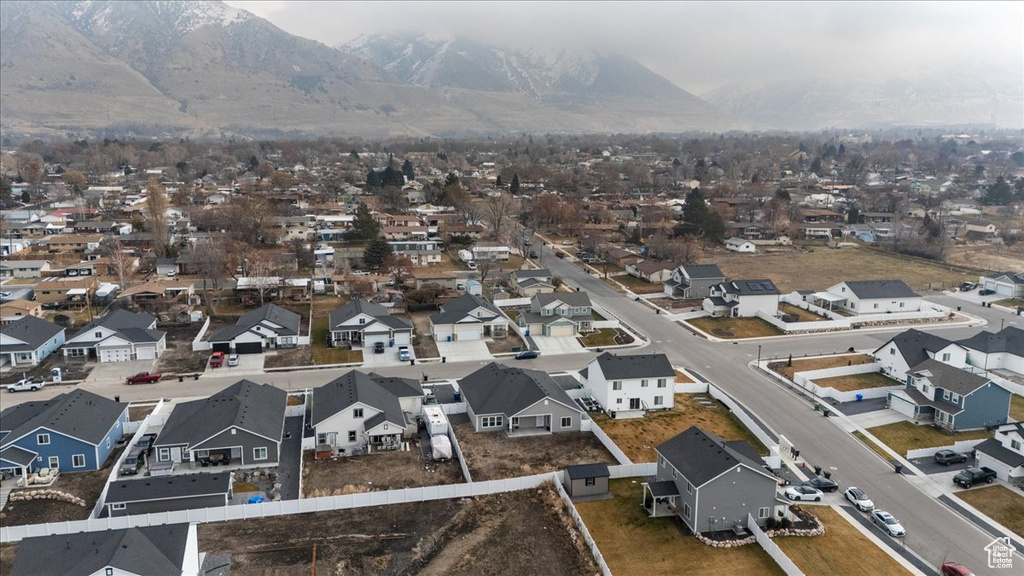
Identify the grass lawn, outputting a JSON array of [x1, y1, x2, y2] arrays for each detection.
[[309, 316, 364, 364], [812, 372, 901, 392], [576, 478, 785, 576], [852, 431, 893, 461], [1012, 394, 1024, 422], [687, 316, 784, 339], [614, 274, 666, 294], [778, 302, 828, 322], [675, 370, 693, 383], [955, 485, 1024, 539], [592, 394, 767, 463], [579, 328, 618, 347], [592, 310, 608, 321], [993, 298, 1024, 309], [866, 421, 991, 457], [772, 354, 874, 380], [775, 507, 912, 575]]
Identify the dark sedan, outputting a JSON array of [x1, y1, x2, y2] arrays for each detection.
[[934, 449, 968, 466], [802, 476, 839, 493], [515, 350, 540, 360]]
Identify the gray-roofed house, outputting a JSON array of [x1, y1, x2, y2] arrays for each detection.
[[822, 280, 922, 315], [703, 279, 780, 318], [511, 269, 555, 297], [664, 264, 725, 299], [625, 259, 677, 283], [104, 473, 232, 517], [873, 329, 968, 382], [11, 523, 200, 576], [887, 359, 1011, 432], [430, 293, 508, 341], [642, 426, 778, 532], [978, 271, 1024, 299], [0, 390, 127, 477], [564, 463, 610, 498], [583, 352, 676, 418], [959, 326, 1024, 376], [0, 315, 65, 367], [328, 298, 412, 350], [62, 309, 166, 362], [208, 302, 302, 354], [518, 291, 595, 337], [153, 380, 286, 468], [0, 259, 51, 279], [974, 422, 1024, 482], [457, 363, 584, 434], [310, 370, 424, 455]]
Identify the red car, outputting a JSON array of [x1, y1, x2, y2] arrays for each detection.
[[209, 351, 225, 367], [125, 372, 162, 385], [940, 562, 975, 576]]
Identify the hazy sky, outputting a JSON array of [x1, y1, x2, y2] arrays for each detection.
[[224, 1, 1023, 94]]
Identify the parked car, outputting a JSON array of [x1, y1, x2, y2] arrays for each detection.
[[959, 282, 977, 291], [561, 240, 573, 246], [227, 354, 240, 367], [398, 346, 411, 361], [871, 510, 906, 537], [515, 350, 540, 360], [125, 372, 162, 385], [373, 341, 386, 354], [166, 270, 176, 278], [934, 449, 968, 466], [784, 485, 822, 502], [209, 351, 225, 367], [979, 289, 996, 296], [135, 433, 158, 457], [119, 447, 147, 476], [6, 377, 45, 392], [940, 562, 975, 576], [467, 261, 478, 270], [556, 251, 566, 258], [953, 466, 997, 488], [802, 476, 839, 493], [843, 487, 874, 512]]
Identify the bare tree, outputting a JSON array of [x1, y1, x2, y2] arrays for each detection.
[[191, 241, 226, 313], [476, 255, 500, 286], [144, 177, 170, 258], [242, 250, 279, 307], [485, 194, 517, 240], [102, 238, 137, 291], [381, 253, 414, 287]]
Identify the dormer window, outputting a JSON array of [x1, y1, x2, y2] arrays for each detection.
[[359, 318, 365, 324]]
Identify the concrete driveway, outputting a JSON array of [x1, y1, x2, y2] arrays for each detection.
[[530, 335, 586, 355], [362, 345, 415, 368], [847, 408, 910, 429], [89, 359, 157, 383], [436, 340, 492, 362], [204, 354, 264, 376]]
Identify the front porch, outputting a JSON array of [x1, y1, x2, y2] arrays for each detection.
[[642, 480, 680, 517]]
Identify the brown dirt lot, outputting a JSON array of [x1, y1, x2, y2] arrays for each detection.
[[0, 354, 92, 385], [264, 347, 313, 368], [687, 316, 784, 339], [0, 543, 16, 576], [770, 354, 874, 380], [1012, 395, 1024, 422], [486, 331, 527, 354], [452, 421, 616, 480], [945, 243, 1024, 273], [778, 302, 828, 322], [302, 449, 465, 497], [155, 322, 209, 373], [128, 403, 157, 421], [199, 486, 598, 576], [0, 444, 125, 526], [776, 506, 911, 575], [867, 421, 991, 456], [592, 394, 768, 463], [613, 274, 667, 293], [408, 311, 440, 358]]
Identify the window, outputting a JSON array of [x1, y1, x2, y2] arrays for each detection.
[[890, 347, 895, 355], [106, 437, 111, 449], [72, 454, 86, 468], [899, 302, 905, 308], [348, 431, 357, 442], [36, 433, 50, 445], [641, 379, 649, 387], [110, 503, 126, 511], [48, 456, 59, 469], [941, 352, 951, 362], [585, 477, 596, 486], [480, 416, 503, 429], [94, 331, 102, 338], [253, 447, 268, 461], [657, 378, 667, 388], [758, 507, 770, 519], [353, 408, 364, 418], [1011, 439, 1022, 451], [921, 383, 930, 394], [616, 398, 623, 404], [686, 481, 693, 494], [943, 390, 951, 401], [873, 303, 879, 309], [950, 393, 960, 404], [683, 503, 691, 519], [158, 447, 170, 461], [612, 381, 622, 391], [654, 396, 664, 406], [317, 433, 326, 444], [561, 416, 572, 428]]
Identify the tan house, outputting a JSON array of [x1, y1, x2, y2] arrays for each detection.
[[625, 259, 676, 283], [34, 277, 97, 304], [117, 281, 196, 306], [0, 299, 43, 325], [510, 269, 555, 297]]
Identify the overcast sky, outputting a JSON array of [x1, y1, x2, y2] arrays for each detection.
[[224, 1, 1023, 95]]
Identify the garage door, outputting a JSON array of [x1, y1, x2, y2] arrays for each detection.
[[236, 342, 263, 354], [994, 283, 1013, 296], [456, 325, 481, 341], [547, 323, 575, 337], [889, 394, 916, 418], [100, 348, 130, 362], [211, 342, 231, 354], [136, 345, 156, 360]]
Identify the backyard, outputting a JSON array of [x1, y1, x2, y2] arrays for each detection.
[[812, 372, 901, 392], [408, 311, 440, 359], [575, 478, 785, 576], [687, 316, 784, 339], [866, 421, 991, 456], [954, 485, 1024, 538], [451, 421, 617, 480], [613, 273, 667, 294], [301, 449, 464, 497], [1012, 394, 1024, 422], [592, 394, 768, 463], [775, 506, 911, 575], [778, 302, 829, 322], [770, 354, 875, 380]]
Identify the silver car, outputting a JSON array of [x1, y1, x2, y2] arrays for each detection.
[[871, 510, 906, 537]]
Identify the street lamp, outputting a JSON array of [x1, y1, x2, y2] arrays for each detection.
[[757, 345, 762, 367]]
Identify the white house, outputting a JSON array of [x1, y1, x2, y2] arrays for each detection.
[[430, 293, 508, 341], [582, 352, 675, 418], [327, 298, 412, 350], [978, 271, 1024, 299], [974, 422, 1024, 482], [0, 316, 65, 368], [820, 280, 922, 315], [703, 279, 780, 318], [873, 329, 968, 382], [472, 242, 511, 261], [310, 371, 424, 454], [208, 303, 302, 354], [724, 237, 756, 253], [958, 326, 1024, 375], [0, 260, 50, 279], [63, 309, 166, 362]]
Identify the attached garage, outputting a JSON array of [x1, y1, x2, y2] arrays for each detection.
[[236, 342, 263, 354], [99, 347, 131, 363], [979, 273, 1024, 298], [363, 331, 391, 349], [211, 342, 231, 354], [545, 322, 576, 337], [136, 345, 157, 360], [888, 393, 917, 418], [455, 324, 482, 341]]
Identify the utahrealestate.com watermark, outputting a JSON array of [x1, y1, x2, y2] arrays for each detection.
[[985, 537, 1015, 570]]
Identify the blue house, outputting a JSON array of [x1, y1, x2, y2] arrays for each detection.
[[887, 359, 1011, 431], [0, 315, 65, 368], [0, 390, 127, 478]]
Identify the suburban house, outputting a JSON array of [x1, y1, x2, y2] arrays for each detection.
[[11, 523, 201, 576], [974, 422, 1024, 483], [208, 303, 302, 354], [388, 239, 443, 266], [724, 237, 756, 253], [511, 269, 555, 297], [0, 298, 42, 325], [0, 259, 50, 278], [958, 326, 1024, 375], [642, 427, 778, 532], [518, 292, 595, 337], [104, 473, 232, 517], [33, 276, 96, 305], [328, 298, 413, 350], [564, 463, 611, 498], [153, 380, 286, 468], [817, 280, 922, 315], [703, 279, 780, 318], [873, 329, 968, 382], [472, 242, 511, 261], [0, 315, 65, 368], [116, 281, 195, 307], [604, 248, 642, 268], [582, 352, 676, 418], [63, 309, 167, 362], [625, 259, 676, 283], [310, 370, 424, 455], [664, 264, 725, 299], [430, 293, 508, 341], [0, 390, 127, 477], [457, 363, 584, 434], [978, 271, 1024, 299], [887, 359, 1011, 431]]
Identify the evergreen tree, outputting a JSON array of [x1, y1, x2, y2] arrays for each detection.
[[982, 176, 1013, 206], [21, 190, 30, 204], [350, 150, 360, 161], [352, 204, 380, 240], [837, 143, 847, 160], [809, 157, 823, 175], [496, 175, 503, 188], [401, 159, 415, 182], [381, 165, 405, 188], [366, 169, 382, 189], [846, 206, 860, 225], [363, 237, 392, 270], [510, 173, 520, 194]]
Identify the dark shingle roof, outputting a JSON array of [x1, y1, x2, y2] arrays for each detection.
[[430, 293, 501, 325], [875, 329, 956, 367], [841, 279, 919, 299], [534, 292, 592, 308], [156, 380, 286, 447], [70, 309, 159, 344], [909, 359, 991, 396], [656, 426, 770, 487], [514, 269, 552, 280], [311, 371, 411, 428], [0, 445, 37, 466], [566, 463, 610, 480], [11, 524, 191, 576], [985, 271, 1024, 285], [0, 316, 63, 352], [0, 390, 125, 446], [678, 264, 724, 280], [974, 437, 1024, 468], [329, 298, 389, 328], [720, 279, 779, 296], [593, 352, 674, 380], [457, 363, 581, 418], [209, 303, 301, 341], [958, 326, 1024, 356], [107, 473, 231, 503]]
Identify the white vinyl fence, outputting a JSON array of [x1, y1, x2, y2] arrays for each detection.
[[588, 420, 633, 465], [191, 316, 212, 352], [790, 362, 903, 403], [905, 438, 989, 460], [448, 426, 473, 483], [747, 513, 805, 576], [553, 475, 614, 576], [91, 400, 167, 519]]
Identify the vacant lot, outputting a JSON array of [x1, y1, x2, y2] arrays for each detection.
[[577, 478, 785, 576], [867, 421, 991, 456], [408, 311, 441, 359], [713, 246, 977, 292], [0, 543, 16, 575], [486, 332, 527, 354], [1, 444, 125, 526], [154, 322, 208, 374], [1012, 394, 1024, 422], [687, 316, 784, 339], [302, 449, 464, 497], [776, 506, 911, 575], [955, 485, 1024, 539], [994, 298, 1024, 309], [452, 421, 616, 480], [614, 274, 666, 294], [200, 486, 598, 576], [945, 243, 1024, 273], [771, 354, 874, 380], [778, 302, 828, 322], [592, 394, 767, 463], [813, 372, 901, 392]]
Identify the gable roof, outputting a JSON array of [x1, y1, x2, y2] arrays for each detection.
[[875, 329, 956, 367], [514, 269, 552, 280], [11, 524, 192, 576], [69, 309, 159, 345], [679, 264, 724, 280], [0, 316, 63, 351], [909, 359, 992, 395], [311, 370, 415, 427], [592, 351, 674, 380], [209, 303, 301, 341], [841, 279, 919, 299], [958, 326, 1024, 356], [566, 463, 610, 480], [656, 426, 771, 487], [534, 291, 592, 308], [0, 389, 125, 447], [328, 299, 411, 331], [984, 271, 1024, 285], [156, 380, 286, 447], [458, 363, 581, 418], [631, 259, 676, 275], [720, 279, 779, 296], [107, 473, 231, 503], [431, 293, 501, 325]]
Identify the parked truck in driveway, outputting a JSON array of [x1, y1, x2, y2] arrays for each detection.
[[953, 466, 996, 488]]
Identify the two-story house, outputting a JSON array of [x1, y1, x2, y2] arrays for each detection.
[[873, 329, 968, 382], [430, 293, 508, 341], [328, 298, 413, 350], [974, 422, 1024, 483], [511, 269, 555, 297], [703, 279, 780, 318], [958, 326, 1024, 375], [887, 359, 1011, 431], [582, 352, 676, 418], [518, 292, 595, 337], [458, 363, 584, 434], [663, 264, 725, 299]]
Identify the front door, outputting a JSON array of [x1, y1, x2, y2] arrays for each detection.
[[629, 398, 641, 410], [536, 415, 545, 428], [170, 447, 182, 463]]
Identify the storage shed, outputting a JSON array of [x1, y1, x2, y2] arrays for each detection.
[[564, 463, 611, 498]]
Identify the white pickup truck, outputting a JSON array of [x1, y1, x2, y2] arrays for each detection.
[[6, 377, 46, 392]]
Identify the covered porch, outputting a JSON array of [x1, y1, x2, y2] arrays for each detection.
[[509, 414, 553, 436], [642, 480, 680, 517], [0, 445, 38, 486], [810, 291, 846, 312], [365, 415, 404, 451]]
